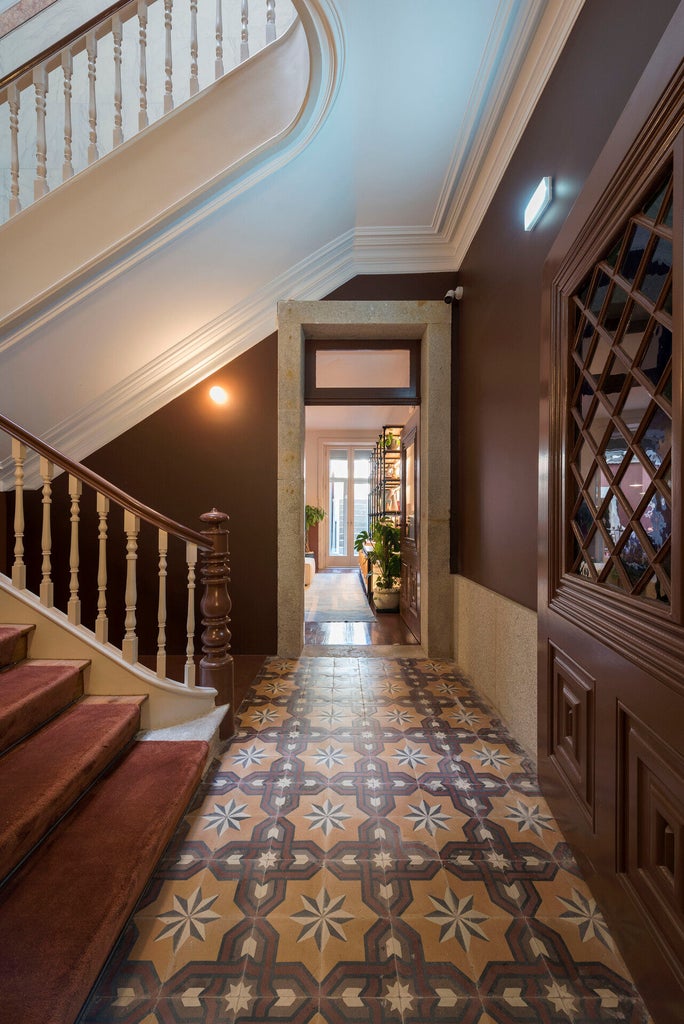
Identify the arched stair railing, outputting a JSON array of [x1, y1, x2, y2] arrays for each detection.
[[0, 0, 296, 222], [0, 412, 235, 737]]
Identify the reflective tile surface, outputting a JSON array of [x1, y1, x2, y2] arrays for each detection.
[[83, 656, 651, 1023]]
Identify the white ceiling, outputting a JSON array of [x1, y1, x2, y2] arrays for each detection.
[[0, 0, 585, 476]]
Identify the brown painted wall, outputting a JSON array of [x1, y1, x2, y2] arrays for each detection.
[[14, 336, 280, 657], [3, 277, 456, 658], [455, 0, 680, 610]]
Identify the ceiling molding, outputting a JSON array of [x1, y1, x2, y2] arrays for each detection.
[[352, 226, 456, 273], [432, 0, 543, 237], [439, 0, 586, 265], [0, 228, 357, 488]]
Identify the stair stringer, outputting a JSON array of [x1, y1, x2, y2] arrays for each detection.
[[0, 1, 343, 339], [0, 576, 218, 731]]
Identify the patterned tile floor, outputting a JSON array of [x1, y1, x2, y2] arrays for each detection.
[[83, 655, 651, 1024]]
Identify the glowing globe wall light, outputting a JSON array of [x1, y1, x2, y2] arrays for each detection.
[[209, 385, 229, 405], [524, 176, 553, 231]]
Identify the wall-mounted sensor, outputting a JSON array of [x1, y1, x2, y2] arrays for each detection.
[[444, 286, 463, 304]]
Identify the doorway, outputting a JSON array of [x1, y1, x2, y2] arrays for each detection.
[[277, 299, 453, 659], [304, 411, 419, 647]]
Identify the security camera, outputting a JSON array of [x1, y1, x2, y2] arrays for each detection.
[[444, 286, 463, 304]]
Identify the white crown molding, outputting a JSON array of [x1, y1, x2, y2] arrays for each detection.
[[352, 226, 456, 273], [0, 227, 357, 489], [441, 0, 586, 266], [431, 0, 543, 237]]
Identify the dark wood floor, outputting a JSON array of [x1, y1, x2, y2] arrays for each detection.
[[304, 616, 419, 646], [305, 568, 419, 647]]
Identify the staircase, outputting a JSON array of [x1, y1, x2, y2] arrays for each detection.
[[0, 622, 210, 1024]]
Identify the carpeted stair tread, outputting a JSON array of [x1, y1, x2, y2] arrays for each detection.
[[0, 624, 34, 669], [0, 699, 144, 881], [0, 738, 207, 1024], [0, 659, 88, 754]]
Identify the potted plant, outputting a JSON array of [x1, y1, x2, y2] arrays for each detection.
[[367, 518, 401, 611], [305, 504, 326, 553]]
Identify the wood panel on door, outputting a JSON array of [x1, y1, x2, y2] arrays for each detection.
[[400, 410, 420, 640], [539, 43, 684, 1024]]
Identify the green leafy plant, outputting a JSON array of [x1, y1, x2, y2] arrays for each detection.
[[305, 504, 326, 552], [353, 529, 370, 553], [367, 519, 401, 591]]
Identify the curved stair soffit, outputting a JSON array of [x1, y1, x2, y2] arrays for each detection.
[[0, 0, 345, 349]]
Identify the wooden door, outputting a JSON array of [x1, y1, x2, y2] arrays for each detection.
[[539, 55, 684, 1024], [400, 410, 420, 639]]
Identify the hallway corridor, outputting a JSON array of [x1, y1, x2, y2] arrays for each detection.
[[82, 655, 649, 1023]]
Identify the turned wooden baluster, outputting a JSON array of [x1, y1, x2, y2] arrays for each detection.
[[96, 494, 109, 643], [62, 49, 74, 179], [39, 456, 54, 607], [122, 509, 139, 662], [8, 83, 21, 216], [199, 508, 234, 739], [138, 0, 149, 130], [189, 0, 199, 96], [215, 0, 224, 79], [240, 0, 249, 62], [34, 65, 49, 200], [164, 0, 174, 113], [265, 0, 276, 42], [67, 475, 82, 624], [11, 440, 26, 589], [86, 31, 99, 164], [157, 529, 168, 678], [184, 542, 198, 685], [112, 13, 124, 146]]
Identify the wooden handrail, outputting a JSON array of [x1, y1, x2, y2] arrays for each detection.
[[0, 412, 211, 549], [0, 0, 133, 91]]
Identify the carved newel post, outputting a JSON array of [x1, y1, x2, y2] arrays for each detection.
[[198, 508, 235, 739]]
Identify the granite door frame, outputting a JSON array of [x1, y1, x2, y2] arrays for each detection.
[[277, 299, 452, 657]]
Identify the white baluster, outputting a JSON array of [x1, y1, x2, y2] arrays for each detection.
[[157, 529, 168, 678], [33, 65, 49, 200], [8, 83, 21, 216], [215, 0, 224, 79], [138, 0, 148, 131], [62, 50, 74, 180], [123, 510, 140, 663], [164, 0, 174, 113], [190, 0, 199, 96], [112, 14, 124, 146], [67, 475, 82, 625], [96, 494, 109, 644], [86, 30, 99, 163], [240, 0, 249, 61], [39, 457, 54, 607], [11, 440, 26, 589], [265, 0, 276, 42], [184, 542, 197, 686]]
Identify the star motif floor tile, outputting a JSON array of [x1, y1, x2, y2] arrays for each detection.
[[82, 653, 652, 1024]]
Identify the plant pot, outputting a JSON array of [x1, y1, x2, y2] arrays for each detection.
[[373, 587, 400, 612]]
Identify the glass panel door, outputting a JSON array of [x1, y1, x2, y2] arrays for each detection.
[[326, 447, 373, 566], [328, 450, 348, 558]]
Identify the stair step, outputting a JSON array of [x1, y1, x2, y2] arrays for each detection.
[[0, 624, 34, 669], [0, 698, 145, 881], [0, 739, 208, 1024], [0, 659, 88, 755]]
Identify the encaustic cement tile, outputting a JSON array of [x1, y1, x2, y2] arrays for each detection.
[[82, 654, 655, 1024]]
